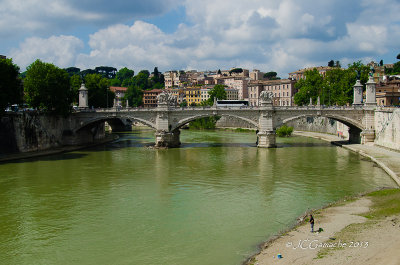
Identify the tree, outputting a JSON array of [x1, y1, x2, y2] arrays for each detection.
[[151, 67, 164, 86], [95, 66, 117, 79], [293, 68, 324, 106], [116, 67, 134, 83], [397, 53, 400, 60], [0, 58, 23, 115], [335, 61, 341, 68], [84, 74, 114, 108], [206, 84, 227, 105], [217, 69, 222, 75], [124, 86, 143, 107], [229, 68, 243, 75], [80, 69, 96, 78], [264, 71, 278, 80], [328, 60, 335, 67], [132, 70, 150, 90], [64, 67, 81, 76], [24, 60, 72, 115], [379, 60, 383, 66], [70, 74, 82, 104]]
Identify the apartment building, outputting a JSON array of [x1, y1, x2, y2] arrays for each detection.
[[185, 87, 201, 105], [200, 86, 239, 102], [248, 79, 297, 106], [143, 89, 164, 107], [109, 86, 128, 106], [164, 71, 176, 88], [376, 79, 400, 106]]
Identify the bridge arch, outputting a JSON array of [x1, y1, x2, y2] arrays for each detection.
[[171, 113, 258, 131], [279, 114, 364, 143], [74, 116, 156, 133], [280, 114, 364, 131]]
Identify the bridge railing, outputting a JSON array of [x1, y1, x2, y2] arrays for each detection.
[[77, 104, 369, 113]]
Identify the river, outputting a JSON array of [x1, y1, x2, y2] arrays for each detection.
[[0, 128, 396, 265]]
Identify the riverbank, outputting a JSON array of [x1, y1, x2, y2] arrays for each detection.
[[246, 131, 400, 265], [0, 134, 118, 163]]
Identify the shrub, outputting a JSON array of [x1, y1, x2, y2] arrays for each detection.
[[276, 125, 293, 137]]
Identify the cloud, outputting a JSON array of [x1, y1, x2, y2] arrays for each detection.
[[6, 0, 400, 77], [10, 35, 84, 69], [0, 0, 181, 38]]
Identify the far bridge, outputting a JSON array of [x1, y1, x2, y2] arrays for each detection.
[[68, 77, 378, 148]]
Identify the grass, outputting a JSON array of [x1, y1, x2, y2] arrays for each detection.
[[315, 188, 400, 259], [364, 188, 400, 219]]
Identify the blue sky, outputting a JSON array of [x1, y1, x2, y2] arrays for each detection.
[[1, 0, 399, 77]]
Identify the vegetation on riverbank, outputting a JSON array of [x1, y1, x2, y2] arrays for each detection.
[[276, 125, 294, 137], [188, 116, 220, 129]]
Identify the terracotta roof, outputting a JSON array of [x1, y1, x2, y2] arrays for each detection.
[[109, 86, 128, 92]]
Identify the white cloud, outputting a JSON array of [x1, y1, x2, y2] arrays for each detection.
[[10, 35, 84, 69], [5, 0, 400, 77]]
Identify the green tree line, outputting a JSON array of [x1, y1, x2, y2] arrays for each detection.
[[0, 57, 164, 116], [294, 62, 371, 106]]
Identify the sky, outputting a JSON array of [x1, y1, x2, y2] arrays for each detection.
[[1, 0, 400, 78]]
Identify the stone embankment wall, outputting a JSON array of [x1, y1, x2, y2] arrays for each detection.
[[0, 113, 105, 154], [285, 116, 338, 134], [374, 108, 400, 151]]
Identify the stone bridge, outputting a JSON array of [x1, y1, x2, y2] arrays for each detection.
[[68, 77, 378, 148], [69, 103, 375, 148]]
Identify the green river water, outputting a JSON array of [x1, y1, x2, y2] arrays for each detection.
[[0, 128, 397, 265]]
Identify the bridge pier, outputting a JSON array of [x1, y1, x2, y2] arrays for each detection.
[[155, 129, 181, 148], [257, 131, 276, 148]]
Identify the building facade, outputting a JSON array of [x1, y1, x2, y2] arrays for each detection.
[[248, 79, 297, 106], [109, 86, 128, 106], [185, 87, 201, 105], [376, 79, 400, 106], [143, 89, 164, 107]]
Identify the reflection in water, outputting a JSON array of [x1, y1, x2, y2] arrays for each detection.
[[0, 127, 396, 265]]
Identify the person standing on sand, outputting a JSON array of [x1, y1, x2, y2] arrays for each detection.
[[310, 214, 314, 232]]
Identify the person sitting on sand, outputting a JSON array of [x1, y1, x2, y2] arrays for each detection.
[[310, 214, 314, 233]]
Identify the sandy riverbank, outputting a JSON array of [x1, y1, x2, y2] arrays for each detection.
[[246, 131, 400, 265]]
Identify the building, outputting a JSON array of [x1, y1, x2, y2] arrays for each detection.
[[248, 79, 297, 106], [185, 87, 201, 105], [215, 76, 249, 100], [200, 86, 239, 102], [225, 88, 239, 100], [143, 89, 164, 107], [109, 86, 128, 106], [164, 71, 175, 88], [376, 79, 400, 106], [249, 69, 265, 81], [288, 66, 335, 80]]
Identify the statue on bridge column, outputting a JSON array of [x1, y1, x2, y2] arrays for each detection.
[[259, 91, 273, 106], [157, 92, 177, 107]]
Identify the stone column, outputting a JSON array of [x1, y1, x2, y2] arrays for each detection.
[[257, 111, 276, 148], [154, 94, 181, 148], [257, 130, 276, 148], [353, 80, 363, 105], [365, 76, 377, 106], [78, 83, 88, 109], [155, 129, 181, 148], [258, 92, 276, 148]]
